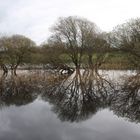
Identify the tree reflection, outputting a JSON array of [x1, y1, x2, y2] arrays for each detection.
[[0, 70, 139, 124], [111, 73, 140, 123], [0, 73, 42, 108], [42, 69, 115, 122], [0, 71, 68, 108]]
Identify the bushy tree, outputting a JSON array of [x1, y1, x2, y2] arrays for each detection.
[[110, 18, 140, 68], [50, 16, 101, 69], [0, 35, 36, 75]]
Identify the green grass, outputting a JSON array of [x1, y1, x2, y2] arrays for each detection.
[[59, 51, 139, 70]]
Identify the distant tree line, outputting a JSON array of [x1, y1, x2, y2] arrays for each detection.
[[0, 16, 140, 75]]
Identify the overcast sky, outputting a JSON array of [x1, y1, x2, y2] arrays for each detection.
[[0, 0, 140, 44]]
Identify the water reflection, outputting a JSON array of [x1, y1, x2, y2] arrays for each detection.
[[111, 73, 140, 123], [0, 75, 37, 107], [0, 71, 67, 108], [0, 70, 139, 124], [42, 69, 116, 122]]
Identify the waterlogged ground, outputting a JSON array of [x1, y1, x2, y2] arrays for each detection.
[[0, 70, 139, 140]]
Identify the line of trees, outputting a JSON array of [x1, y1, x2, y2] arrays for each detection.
[[0, 16, 140, 75]]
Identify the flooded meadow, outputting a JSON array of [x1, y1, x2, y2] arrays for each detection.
[[0, 69, 140, 140]]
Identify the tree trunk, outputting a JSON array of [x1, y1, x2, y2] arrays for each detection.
[[13, 67, 17, 76], [88, 54, 93, 69], [10, 63, 19, 76], [13, 65, 18, 76], [1, 64, 8, 76]]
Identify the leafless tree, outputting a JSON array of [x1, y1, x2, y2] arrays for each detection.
[[0, 35, 36, 75], [84, 32, 110, 70], [50, 16, 101, 69], [109, 18, 140, 68]]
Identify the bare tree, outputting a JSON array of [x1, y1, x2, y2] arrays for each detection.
[[84, 32, 110, 70], [50, 16, 100, 69], [109, 18, 140, 68], [0, 37, 9, 75], [0, 35, 36, 75]]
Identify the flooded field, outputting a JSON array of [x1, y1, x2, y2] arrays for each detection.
[[0, 70, 139, 140]]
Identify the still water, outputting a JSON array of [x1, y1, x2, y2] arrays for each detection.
[[0, 70, 139, 140]]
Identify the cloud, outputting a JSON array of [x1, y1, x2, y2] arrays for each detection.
[[0, 0, 140, 44]]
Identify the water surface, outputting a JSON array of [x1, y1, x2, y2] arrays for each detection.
[[0, 70, 139, 140]]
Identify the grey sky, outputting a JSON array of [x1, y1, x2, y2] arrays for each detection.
[[0, 0, 140, 44]]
